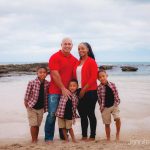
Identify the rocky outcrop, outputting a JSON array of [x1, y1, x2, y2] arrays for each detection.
[[0, 63, 49, 77], [0, 63, 139, 78], [99, 65, 114, 70], [121, 66, 138, 72]]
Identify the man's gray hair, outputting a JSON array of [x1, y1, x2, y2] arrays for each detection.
[[61, 37, 73, 44]]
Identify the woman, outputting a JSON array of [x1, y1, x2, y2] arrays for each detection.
[[73, 42, 98, 141]]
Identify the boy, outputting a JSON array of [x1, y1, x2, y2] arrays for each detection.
[[56, 79, 79, 143], [97, 69, 121, 141], [24, 66, 49, 143]]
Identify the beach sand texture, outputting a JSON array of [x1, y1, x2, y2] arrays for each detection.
[[0, 75, 150, 149]]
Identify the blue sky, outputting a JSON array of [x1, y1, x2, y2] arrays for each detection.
[[0, 0, 150, 63]]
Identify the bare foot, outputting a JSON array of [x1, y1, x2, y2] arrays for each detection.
[[45, 141, 53, 144], [31, 140, 38, 144], [63, 139, 69, 143], [86, 138, 95, 142], [72, 139, 78, 143], [106, 138, 111, 142], [80, 137, 88, 141], [116, 134, 120, 141]]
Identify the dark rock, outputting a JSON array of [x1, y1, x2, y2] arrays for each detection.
[[99, 65, 113, 70], [0, 69, 9, 74], [0, 63, 50, 76], [121, 66, 138, 72]]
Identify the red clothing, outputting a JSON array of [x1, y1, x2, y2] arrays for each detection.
[[73, 57, 98, 91], [49, 50, 78, 94]]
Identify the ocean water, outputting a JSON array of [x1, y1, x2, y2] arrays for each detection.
[[97, 62, 150, 76]]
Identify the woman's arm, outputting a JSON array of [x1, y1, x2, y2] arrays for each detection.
[[79, 60, 98, 98]]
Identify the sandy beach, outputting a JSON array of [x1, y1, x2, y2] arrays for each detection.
[[0, 75, 150, 149]]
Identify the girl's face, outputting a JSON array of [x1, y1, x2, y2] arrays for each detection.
[[78, 43, 89, 58]]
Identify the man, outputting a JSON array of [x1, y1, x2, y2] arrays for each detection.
[[44, 38, 78, 143]]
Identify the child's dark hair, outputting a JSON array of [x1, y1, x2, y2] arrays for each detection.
[[98, 69, 107, 75], [69, 79, 78, 85], [37, 66, 48, 72]]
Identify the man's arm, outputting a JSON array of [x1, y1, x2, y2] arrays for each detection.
[[51, 70, 71, 98]]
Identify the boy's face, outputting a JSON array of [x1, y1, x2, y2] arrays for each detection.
[[69, 82, 78, 93], [37, 68, 47, 80], [98, 72, 108, 85]]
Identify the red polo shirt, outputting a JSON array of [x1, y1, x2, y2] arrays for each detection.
[[73, 57, 98, 91], [49, 50, 78, 94]]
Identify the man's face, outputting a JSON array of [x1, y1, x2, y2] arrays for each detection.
[[61, 39, 73, 55]]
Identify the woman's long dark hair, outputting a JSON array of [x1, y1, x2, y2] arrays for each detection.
[[81, 42, 95, 60]]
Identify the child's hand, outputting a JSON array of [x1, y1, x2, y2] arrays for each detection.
[[24, 101, 28, 108], [73, 119, 76, 125], [114, 103, 118, 107], [79, 89, 86, 98]]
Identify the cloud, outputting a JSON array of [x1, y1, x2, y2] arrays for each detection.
[[0, 0, 150, 62]]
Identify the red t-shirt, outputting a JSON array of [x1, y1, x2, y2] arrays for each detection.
[[49, 50, 78, 94]]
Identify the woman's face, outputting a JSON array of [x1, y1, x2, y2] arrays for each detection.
[[78, 43, 89, 58]]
